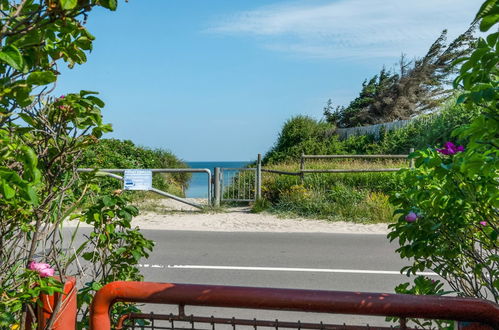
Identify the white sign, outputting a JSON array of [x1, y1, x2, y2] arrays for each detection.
[[123, 169, 152, 191]]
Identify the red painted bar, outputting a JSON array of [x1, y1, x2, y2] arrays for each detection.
[[26, 277, 77, 330], [90, 281, 499, 330]]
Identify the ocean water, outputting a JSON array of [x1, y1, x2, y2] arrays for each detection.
[[186, 161, 251, 198]]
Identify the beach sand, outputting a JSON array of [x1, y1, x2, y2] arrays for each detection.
[[66, 198, 389, 234]]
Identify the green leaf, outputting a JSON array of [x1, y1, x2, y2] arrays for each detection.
[[18, 113, 36, 126], [25, 185, 39, 205], [80, 90, 99, 96], [91, 281, 103, 291], [0, 45, 24, 71], [486, 32, 499, 46], [27, 71, 57, 85], [99, 0, 117, 10], [59, 0, 78, 10], [456, 93, 469, 104], [480, 14, 499, 32], [1, 181, 15, 199], [21, 146, 38, 169], [102, 195, 114, 207], [86, 95, 105, 107]]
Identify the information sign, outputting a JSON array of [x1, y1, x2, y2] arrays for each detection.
[[123, 169, 152, 190]]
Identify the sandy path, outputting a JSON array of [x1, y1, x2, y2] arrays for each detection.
[[67, 198, 389, 234]]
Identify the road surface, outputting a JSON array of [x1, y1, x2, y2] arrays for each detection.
[[111, 229, 434, 328]]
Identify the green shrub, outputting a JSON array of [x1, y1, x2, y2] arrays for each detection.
[[251, 198, 272, 213], [263, 99, 481, 165], [389, 1, 498, 303], [79, 139, 190, 197], [260, 174, 396, 223], [255, 159, 403, 223], [263, 116, 341, 164], [373, 99, 482, 154]]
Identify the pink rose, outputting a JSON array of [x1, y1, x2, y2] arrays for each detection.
[[28, 261, 55, 278], [38, 267, 55, 277], [405, 211, 418, 222], [480, 221, 487, 226]]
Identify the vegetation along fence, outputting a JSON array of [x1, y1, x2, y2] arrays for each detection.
[[213, 151, 414, 206], [334, 114, 437, 140], [77, 168, 212, 209], [80, 151, 413, 208]]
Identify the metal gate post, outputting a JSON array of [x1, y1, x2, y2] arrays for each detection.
[[214, 167, 221, 207], [256, 154, 262, 200]]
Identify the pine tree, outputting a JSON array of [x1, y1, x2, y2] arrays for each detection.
[[325, 26, 477, 127]]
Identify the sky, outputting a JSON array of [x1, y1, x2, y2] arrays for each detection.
[[56, 0, 482, 161]]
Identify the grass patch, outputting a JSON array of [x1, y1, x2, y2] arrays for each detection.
[[265, 184, 396, 224], [254, 159, 402, 223]]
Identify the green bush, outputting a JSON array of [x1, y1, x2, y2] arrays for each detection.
[[79, 139, 190, 196], [268, 184, 394, 223], [258, 170, 397, 223], [253, 159, 404, 223], [373, 99, 482, 154], [389, 1, 498, 303], [263, 100, 481, 165], [263, 116, 341, 164]]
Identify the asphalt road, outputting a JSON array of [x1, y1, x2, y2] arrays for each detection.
[[133, 230, 434, 327], [138, 230, 414, 293], [71, 229, 437, 327]]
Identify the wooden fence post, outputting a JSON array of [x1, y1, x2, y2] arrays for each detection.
[[300, 154, 305, 184], [256, 154, 262, 200], [409, 148, 415, 169]]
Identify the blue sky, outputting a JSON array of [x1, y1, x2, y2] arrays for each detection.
[[56, 0, 482, 161]]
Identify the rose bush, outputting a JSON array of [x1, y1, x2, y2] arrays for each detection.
[[388, 0, 498, 307], [0, 0, 154, 328]]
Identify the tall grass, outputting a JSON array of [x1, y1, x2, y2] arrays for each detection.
[[255, 159, 403, 223]]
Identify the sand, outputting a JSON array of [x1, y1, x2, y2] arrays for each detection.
[[66, 198, 389, 234]]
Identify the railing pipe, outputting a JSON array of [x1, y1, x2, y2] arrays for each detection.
[[214, 167, 221, 207], [256, 154, 262, 200], [88, 171, 206, 209], [77, 168, 210, 173], [77, 168, 212, 208], [90, 282, 499, 330]]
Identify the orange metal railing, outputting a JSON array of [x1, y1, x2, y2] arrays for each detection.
[[89, 281, 499, 330]]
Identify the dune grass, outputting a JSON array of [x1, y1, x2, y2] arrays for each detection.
[[253, 159, 404, 224]]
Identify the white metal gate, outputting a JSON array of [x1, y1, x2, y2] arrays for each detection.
[[219, 167, 257, 202]]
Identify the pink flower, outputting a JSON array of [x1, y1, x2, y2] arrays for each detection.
[[437, 142, 465, 155], [405, 211, 418, 222], [28, 261, 55, 278], [59, 95, 65, 99], [39, 267, 55, 277], [480, 221, 487, 226]]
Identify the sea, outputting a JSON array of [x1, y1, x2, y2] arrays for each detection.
[[185, 161, 251, 198]]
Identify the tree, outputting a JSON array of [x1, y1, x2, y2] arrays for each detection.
[[0, 1, 153, 328], [326, 28, 477, 128], [325, 68, 395, 128]]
